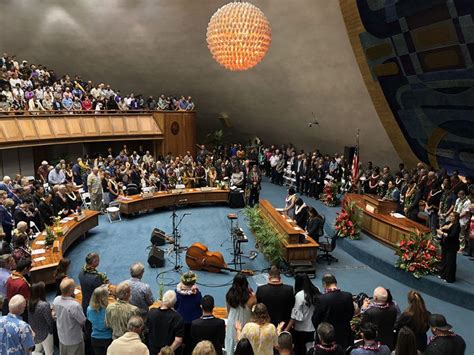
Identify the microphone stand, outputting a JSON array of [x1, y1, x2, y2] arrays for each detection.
[[170, 196, 190, 272]]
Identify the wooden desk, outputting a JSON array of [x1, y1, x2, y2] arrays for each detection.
[[118, 188, 229, 215], [258, 200, 319, 263], [345, 193, 430, 247], [30, 211, 100, 284]]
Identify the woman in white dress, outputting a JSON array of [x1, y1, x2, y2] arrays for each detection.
[[225, 273, 256, 355]]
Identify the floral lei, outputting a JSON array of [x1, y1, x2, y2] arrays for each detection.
[[358, 342, 383, 351], [325, 287, 340, 294], [81, 264, 108, 283], [315, 343, 338, 352]]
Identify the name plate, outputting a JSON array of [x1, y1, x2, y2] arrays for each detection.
[[365, 204, 375, 213]]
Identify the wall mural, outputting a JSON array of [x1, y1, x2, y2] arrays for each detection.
[[341, 0, 474, 176]]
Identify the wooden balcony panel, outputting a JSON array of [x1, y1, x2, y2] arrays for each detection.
[[33, 118, 55, 139], [16, 118, 37, 140], [66, 118, 83, 136], [96, 116, 113, 135], [2, 120, 23, 141], [81, 116, 99, 136], [110, 115, 126, 134], [49, 117, 70, 137]]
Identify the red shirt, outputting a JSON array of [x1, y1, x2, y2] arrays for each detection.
[[6, 272, 30, 301]]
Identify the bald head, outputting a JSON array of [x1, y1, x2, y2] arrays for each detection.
[[9, 294, 26, 315], [130, 262, 145, 279], [373, 287, 388, 303], [115, 281, 131, 301]]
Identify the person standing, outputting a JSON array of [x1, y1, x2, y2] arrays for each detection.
[[190, 295, 226, 355], [0, 295, 35, 354], [312, 274, 354, 349], [349, 322, 390, 355], [87, 167, 103, 211], [394, 290, 430, 352], [361, 287, 398, 350], [128, 262, 154, 318], [53, 278, 87, 355], [256, 266, 294, 327], [28, 282, 55, 355], [107, 316, 149, 355], [307, 323, 344, 355], [425, 314, 465, 355], [87, 286, 113, 355], [225, 273, 256, 355], [105, 281, 140, 340], [437, 212, 461, 283], [285, 273, 320, 355], [147, 290, 185, 354]]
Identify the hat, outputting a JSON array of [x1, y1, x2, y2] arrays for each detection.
[[429, 314, 452, 331], [180, 271, 197, 286], [41, 160, 48, 165]]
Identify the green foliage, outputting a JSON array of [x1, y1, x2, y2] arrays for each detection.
[[44, 225, 56, 247], [206, 129, 226, 149], [243, 206, 284, 265]]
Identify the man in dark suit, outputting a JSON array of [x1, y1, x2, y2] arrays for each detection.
[[190, 295, 225, 355], [312, 274, 354, 349], [256, 266, 295, 326], [37, 194, 54, 228], [361, 287, 398, 350]]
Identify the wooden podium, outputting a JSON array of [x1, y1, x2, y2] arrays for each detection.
[[363, 194, 398, 215]]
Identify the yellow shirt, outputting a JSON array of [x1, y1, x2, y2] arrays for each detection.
[[240, 322, 277, 355]]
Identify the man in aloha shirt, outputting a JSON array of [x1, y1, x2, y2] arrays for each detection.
[[0, 294, 35, 354]]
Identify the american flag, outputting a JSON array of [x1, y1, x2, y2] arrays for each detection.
[[352, 145, 359, 184]]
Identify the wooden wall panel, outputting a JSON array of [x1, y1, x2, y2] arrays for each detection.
[[81, 117, 98, 136], [66, 119, 83, 136], [50, 118, 69, 137], [155, 112, 196, 156], [96, 116, 113, 134], [125, 116, 139, 133], [110, 116, 126, 133], [17, 119, 37, 140], [2, 121, 22, 141], [33, 119, 54, 139]]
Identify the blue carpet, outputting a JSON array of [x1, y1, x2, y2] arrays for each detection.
[[55, 179, 474, 353]]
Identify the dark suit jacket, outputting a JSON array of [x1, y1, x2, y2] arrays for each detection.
[[38, 201, 54, 227], [190, 316, 225, 355], [312, 290, 354, 349], [256, 283, 295, 326], [361, 304, 398, 350], [294, 206, 308, 229]]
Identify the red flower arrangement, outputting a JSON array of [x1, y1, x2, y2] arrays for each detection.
[[334, 203, 360, 240], [395, 231, 441, 278], [321, 181, 340, 207]]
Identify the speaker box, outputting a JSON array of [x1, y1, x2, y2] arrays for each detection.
[[148, 246, 165, 268], [344, 146, 356, 164], [150, 228, 168, 246]]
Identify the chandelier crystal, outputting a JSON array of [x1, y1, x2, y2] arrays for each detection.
[[206, 2, 272, 71]]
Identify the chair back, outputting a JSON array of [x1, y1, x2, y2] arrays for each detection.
[[317, 215, 326, 237], [125, 183, 139, 196], [330, 234, 337, 251]]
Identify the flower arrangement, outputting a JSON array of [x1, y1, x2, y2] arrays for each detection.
[[53, 216, 63, 237], [321, 180, 340, 207], [395, 231, 441, 278], [334, 202, 360, 240], [44, 225, 56, 247]]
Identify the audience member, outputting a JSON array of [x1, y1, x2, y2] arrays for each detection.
[[225, 273, 256, 355], [190, 295, 225, 355], [147, 290, 185, 354], [105, 281, 140, 339], [437, 212, 461, 283], [361, 287, 398, 350], [87, 286, 113, 355], [277, 331, 294, 355], [106, 315, 150, 355], [0, 295, 35, 354], [53, 277, 87, 355], [233, 338, 255, 355], [5, 257, 32, 314], [128, 262, 154, 317], [425, 314, 465, 355], [28, 282, 54, 355], [350, 322, 390, 355], [191, 340, 217, 355], [312, 274, 354, 349], [394, 291, 430, 352], [285, 273, 320, 355], [307, 322, 344, 355], [54, 257, 71, 296], [79, 252, 108, 313], [256, 265, 294, 326], [393, 327, 419, 355], [236, 303, 282, 355]]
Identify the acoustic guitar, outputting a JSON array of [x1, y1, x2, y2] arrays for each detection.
[[185, 243, 254, 276]]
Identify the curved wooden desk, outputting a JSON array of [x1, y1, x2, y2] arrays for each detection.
[[30, 210, 100, 284], [118, 188, 230, 215], [345, 193, 430, 248]]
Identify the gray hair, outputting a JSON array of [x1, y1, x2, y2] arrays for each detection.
[[130, 262, 145, 278], [374, 286, 388, 303], [115, 281, 131, 301], [9, 294, 26, 315], [162, 290, 177, 308], [127, 315, 144, 331]]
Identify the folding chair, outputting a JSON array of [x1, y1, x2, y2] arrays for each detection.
[[106, 200, 121, 223]]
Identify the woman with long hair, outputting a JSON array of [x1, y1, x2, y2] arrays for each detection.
[[234, 338, 255, 355], [28, 282, 54, 355], [87, 286, 112, 355], [236, 303, 283, 355], [54, 258, 71, 295], [283, 187, 297, 218], [285, 273, 321, 355], [225, 273, 256, 355], [437, 212, 461, 282], [394, 291, 430, 352], [192, 340, 217, 355], [393, 327, 420, 355]]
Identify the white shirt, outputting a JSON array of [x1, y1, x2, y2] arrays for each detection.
[[270, 155, 279, 168], [290, 290, 315, 332], [455, 197, 471, 226]]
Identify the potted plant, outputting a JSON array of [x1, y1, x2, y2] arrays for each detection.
[[44, 225, 56, 248]]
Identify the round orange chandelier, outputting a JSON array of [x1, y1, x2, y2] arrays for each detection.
[[206, 1, 272, 71]]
